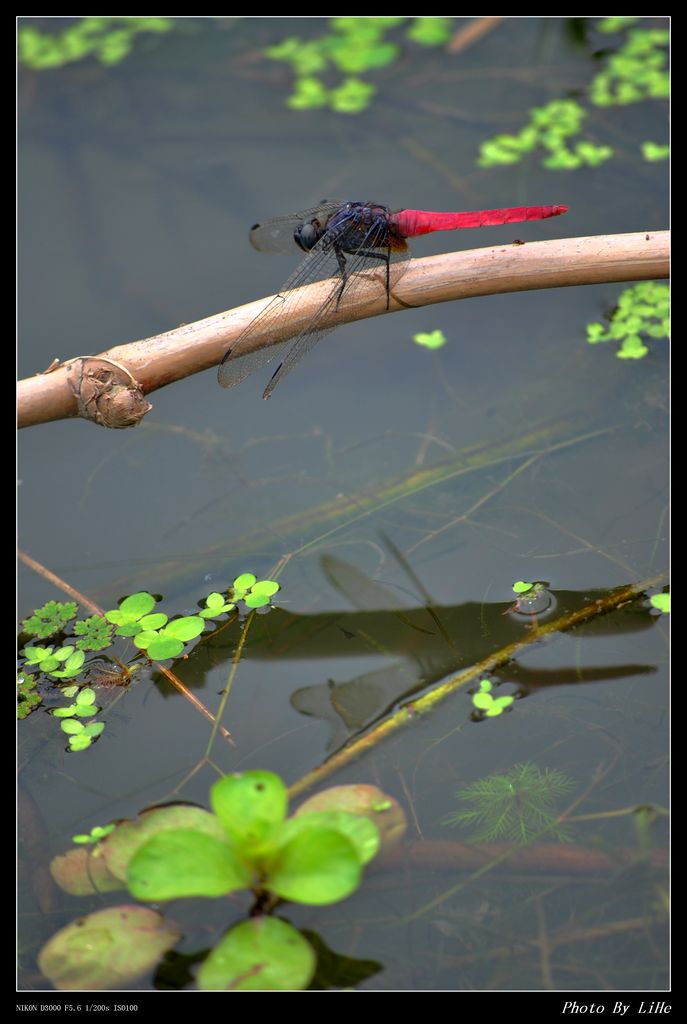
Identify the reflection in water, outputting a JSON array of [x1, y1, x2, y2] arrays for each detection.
[[208, 556, 658, 751]]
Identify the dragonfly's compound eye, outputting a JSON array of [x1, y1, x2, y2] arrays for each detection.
[[294, 219, 322, 252]]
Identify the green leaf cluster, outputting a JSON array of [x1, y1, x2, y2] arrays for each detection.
[[22, 644, 85, 679], [477, 19, 667, 171], [72, 823, 116, 845], [266, 17, 451, 114], [72, 615, 115, 651], [200, 574, 280, 617], [21, 600, 78, 640], [586, 282, 669, 360], [19, 17, 174, 70], [442, 762, 575, 844], [52, 686, 104, 751], [478, 99, 613, 171], [471, 679, 514, 718], [17, 673, 42, 719], [105, 592, 205, 660], [589, 28, 669, 107]]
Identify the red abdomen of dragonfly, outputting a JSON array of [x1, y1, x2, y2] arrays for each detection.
[[391, 205, 568, 238]]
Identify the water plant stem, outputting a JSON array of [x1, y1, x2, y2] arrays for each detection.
[[205, 610, 256, 758]]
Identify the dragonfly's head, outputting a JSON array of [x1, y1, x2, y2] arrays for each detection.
[[294, 215, 328, 252]]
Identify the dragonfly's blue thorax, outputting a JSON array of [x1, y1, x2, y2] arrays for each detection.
[[294, 202, 392, 254]]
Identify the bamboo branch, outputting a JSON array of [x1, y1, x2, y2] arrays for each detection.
[[18, 231, 668, 429]]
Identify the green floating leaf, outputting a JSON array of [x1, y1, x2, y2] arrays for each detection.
[[295, 784, 406, 852], [133, 630, 157, 650], [164, 616, 205, 642], [512, 581, 533, 594], [60, 719, 85, 734], [117, 591, 156, 619], [201, 593, 235, 618], [53, 707, 76, 719], [37, 905, 181, 990], [145, 635, 185, 660], [22, 645, 54, 665], [277, 811, 380, 866], [69, 734, 93, 751], [127, 829, 251, 901], [250, 580, 280, 598], [211, 771, 288, 852], [472, 692, 495, 711], [641, 141, 669, 162], [83, 722, 105, 738], [266, 827, 362, 905], [287, 76, 330, 110], [233, 573, 257, 595], [650, 593, 670, 614], [101, 805, 228, 882], [413, 330, 447, 350], [197, 917, 315, 991], [72, 704, 99, 718], [617, 337, 648, 359], [406, 16, 453, 46], [472, 686, 514, 717], [329, 77, 376, 114], [106, 592, 158, 635], [49, 649, 86, 679], [485, 696, 514, 717], [138, 613, 168, 631]]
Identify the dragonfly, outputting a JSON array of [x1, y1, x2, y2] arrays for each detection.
[[218, 199, 568, 399]]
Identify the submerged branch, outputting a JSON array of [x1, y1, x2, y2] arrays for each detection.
[[18, 231, 668, 429]]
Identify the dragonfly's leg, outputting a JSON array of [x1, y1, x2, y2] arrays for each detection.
[[334, 247, 349, 309], [350, 248, 393, 309]]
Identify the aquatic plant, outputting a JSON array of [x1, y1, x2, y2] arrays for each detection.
[[586, 282, 669, 360], [478, 19, 667, 170], [40, 775, 400, 991], [17, 575, 280, 731], [471, 679, 514, 719], [442, 762, 575, 844]]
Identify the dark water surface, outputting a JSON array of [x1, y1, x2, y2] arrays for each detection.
[[18, 17, 668, 992]]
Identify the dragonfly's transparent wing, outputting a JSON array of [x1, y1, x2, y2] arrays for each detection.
[[218, 238, 348, 391], [260, 246, 410, 399], [248, 200, 345, 253], [219, 208, 410, 398]]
